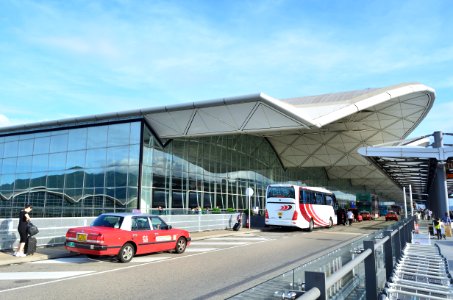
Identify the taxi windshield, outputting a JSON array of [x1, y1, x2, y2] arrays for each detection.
[[92, 215, 124, 228]]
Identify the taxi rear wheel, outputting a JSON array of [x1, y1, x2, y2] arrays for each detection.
[[174, 237, 187, 254], [118, 243, 135, 263]]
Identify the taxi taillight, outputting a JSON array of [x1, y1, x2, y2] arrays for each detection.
[[88, 233, 104, 244], [292, 211, 298, 220], [265, 209, 269, 219], [66, 230, 76, 239]]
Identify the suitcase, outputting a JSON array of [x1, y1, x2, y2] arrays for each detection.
[[25, 236, 37, 255], [233, 222, 241, 231], [446, 225, 452, 237]]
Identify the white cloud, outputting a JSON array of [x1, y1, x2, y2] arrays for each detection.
[[0, 114, 13, 127]]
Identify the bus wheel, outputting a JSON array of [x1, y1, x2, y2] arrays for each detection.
[[307, 219, 314, 232], [328, 218, 333, 228]]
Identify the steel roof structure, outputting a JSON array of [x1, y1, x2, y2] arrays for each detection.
[[0, 82, 435, 203], [358, 133, 453, 206]]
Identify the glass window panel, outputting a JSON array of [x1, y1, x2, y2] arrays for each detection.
[[16, 156, 32, 173], [86, 148, 106, 169], [47, 171, 66, 188], [33, 137, 50, 155], [18, 139, 34, 156], [66, 150, 86, 169], [172, 192, 184, 209], [129, 144, 140, 166], [105, 167, 128, 187], [0, 174, 15, 189], [141, 166, 152, 187], [130, 122, 141, 145], [67, 128, 87, 151], [87, 126, 108, 148], [32, 154, 49, 172], [1, 157, 17, 174], [50, 133, 68, 153], [4, 140, 18, 157], [107, 123, 130, 147], [65, 171, 85, 189], [65, 188, 84, 201], [128, 166, 139, 187], [106, 146, 129, 167], [14, 173, 30, 190], [84, 168, 105, 188], [30, 173, 47, 187], [127, 187, 138, 202], [0, 143, 4, 157], [48, 153, 67, 171]]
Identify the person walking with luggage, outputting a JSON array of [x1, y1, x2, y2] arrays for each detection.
[[14, 204, 32, 257]]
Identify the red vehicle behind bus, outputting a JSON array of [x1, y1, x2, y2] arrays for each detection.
[[265, 184, 337, 231]]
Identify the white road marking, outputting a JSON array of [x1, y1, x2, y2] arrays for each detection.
[[130, 256, 170, 263], [185, 248, 218, 252], [32, 257, 100, 264], [0, 271, 94, 280], [209, 237, 268, 241], [0, 237, 270, 293], [190, 241, 248, 245]]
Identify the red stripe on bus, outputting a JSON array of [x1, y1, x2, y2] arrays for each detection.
[[307, 204, 329, 226]]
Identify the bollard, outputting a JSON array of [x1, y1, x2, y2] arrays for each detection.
[[384, 230, 393, 281], [364, 240, 377, 300], [305, 271, 326, 300]]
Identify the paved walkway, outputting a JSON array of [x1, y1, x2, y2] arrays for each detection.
[[0, 228, 259, 266], [415, 218, 453, 271]]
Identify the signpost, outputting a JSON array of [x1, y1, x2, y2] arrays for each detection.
[[246, 187, 254, 229]]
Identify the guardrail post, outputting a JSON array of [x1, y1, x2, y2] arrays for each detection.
[[305, 271, 326, 300], [394, 227, 401, 260], [364, 240, 377, 300], [384, 230, 393, 281]]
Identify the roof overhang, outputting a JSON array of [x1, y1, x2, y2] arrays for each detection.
[[0, 82, 436, 202]]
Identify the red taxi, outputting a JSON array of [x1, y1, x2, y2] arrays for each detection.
[[385, 211, 399, 221], [359, 211, 372, 221], [65, 213, 191, 263]]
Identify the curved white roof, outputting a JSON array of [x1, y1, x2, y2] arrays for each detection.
[[0, 82, 435, 202]]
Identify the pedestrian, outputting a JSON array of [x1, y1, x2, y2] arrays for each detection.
[[434, 218, 441, 240], [14, 204, 33, 257], [347, 210, 354, 226]]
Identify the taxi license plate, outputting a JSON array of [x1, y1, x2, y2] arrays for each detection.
[[278, 212, 282, 218], [67, 242, 75, 247], [77, 233, 87, 242]]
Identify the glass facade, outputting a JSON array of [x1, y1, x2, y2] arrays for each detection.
[[0, 122, 141, 218], [0, 118, 335, 218]]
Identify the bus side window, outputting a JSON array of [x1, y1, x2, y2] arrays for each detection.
[[315, 193, 324, 205], [299, 188, 305, 204], [325, 195, 333, 206]]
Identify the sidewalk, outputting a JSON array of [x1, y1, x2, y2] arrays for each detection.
[[416, 219, 453, 271], [0, 228, 259, 267]]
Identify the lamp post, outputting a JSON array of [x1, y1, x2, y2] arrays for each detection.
[[246, 187, 254, 229]]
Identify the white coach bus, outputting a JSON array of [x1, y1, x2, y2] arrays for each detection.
[[265, 184, 338, 231]]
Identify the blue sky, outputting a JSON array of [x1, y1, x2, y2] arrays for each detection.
[[1, 0, 452, 138]]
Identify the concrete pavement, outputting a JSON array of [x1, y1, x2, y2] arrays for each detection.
[[0, 228, 259, 266]]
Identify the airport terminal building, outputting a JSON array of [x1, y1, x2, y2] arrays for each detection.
[[0, 83, 435, 218]]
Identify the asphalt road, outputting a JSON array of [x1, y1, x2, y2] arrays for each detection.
[[0, 219, 392, 300]]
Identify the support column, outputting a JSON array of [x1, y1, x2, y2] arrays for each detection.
[[433, 131, 448, 218]]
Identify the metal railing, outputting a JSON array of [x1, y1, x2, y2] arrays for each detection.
[[229, 216, 416, 300], [298, 217, 415, 300]]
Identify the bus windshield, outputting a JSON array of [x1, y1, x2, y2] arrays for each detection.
[[267, 186, 295, 199]]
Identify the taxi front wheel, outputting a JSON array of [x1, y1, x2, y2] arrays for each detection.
[[175, 237, 187, 254], [118, 242, 135, 263]]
